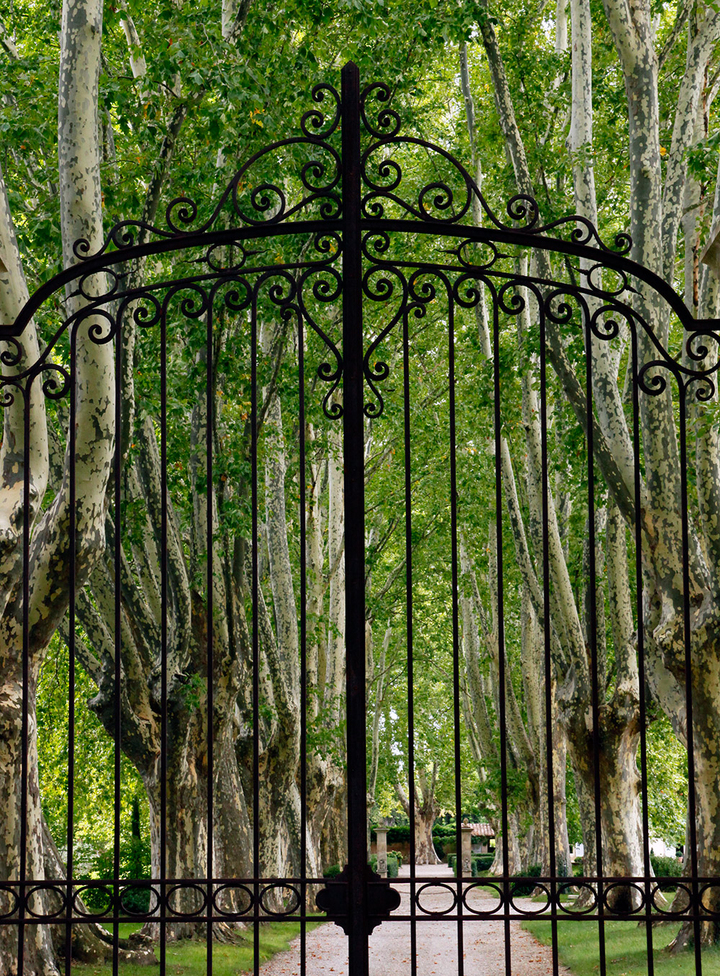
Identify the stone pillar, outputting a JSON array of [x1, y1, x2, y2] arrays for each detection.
[[461, 819, 473, 878], [376, 827, 388, 878]]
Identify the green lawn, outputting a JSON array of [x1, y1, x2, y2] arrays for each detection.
[[524, 919, 720, 976], [74, 921, 325, 976]]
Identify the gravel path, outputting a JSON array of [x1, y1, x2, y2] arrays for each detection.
[[260, 865, 572, 976]]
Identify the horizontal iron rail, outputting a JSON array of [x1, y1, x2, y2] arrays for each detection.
[[5, 216, 715, 339]]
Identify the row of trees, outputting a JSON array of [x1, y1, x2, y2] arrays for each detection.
[[1, 0, 720, 971]]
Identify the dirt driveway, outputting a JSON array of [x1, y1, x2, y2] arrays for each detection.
[[260, 864, 572, 976]]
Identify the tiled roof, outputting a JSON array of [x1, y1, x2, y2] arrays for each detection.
[[470, 823, 495, 837]]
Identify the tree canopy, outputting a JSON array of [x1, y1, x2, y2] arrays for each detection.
[[2, 0, 720, 970]]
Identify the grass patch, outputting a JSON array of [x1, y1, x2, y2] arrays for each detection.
[[73, 920, 325, 976], [524, 919, 720, 975]]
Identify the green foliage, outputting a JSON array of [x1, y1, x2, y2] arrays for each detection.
[[369, 853, 399, 878], [323, 864, 342, 878], [448, 852, 494, 876], [510, 864, 542, 896], [36, 635, 151, 867], [82, 840, 152, 913], [646, 718, 688, 846], [650, 854, 682, 879], [371, 824, 410, 845]]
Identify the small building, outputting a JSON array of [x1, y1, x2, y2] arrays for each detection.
[[469, 823, 495, 854]]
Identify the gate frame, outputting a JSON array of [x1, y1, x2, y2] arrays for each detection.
[[3, 59, 718, 976]]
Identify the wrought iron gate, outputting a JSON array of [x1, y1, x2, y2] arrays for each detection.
[[4, 61, 719, 976]]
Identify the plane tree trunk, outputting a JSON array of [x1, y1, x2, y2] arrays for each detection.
[[0, 0, 119, 970], [396, 765, 440, 866], [475, 0, 720, 935]]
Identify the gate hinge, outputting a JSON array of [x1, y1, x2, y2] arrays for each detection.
[[316, 864, 401, 935]]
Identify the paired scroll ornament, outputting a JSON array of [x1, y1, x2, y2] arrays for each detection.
[[8, 69, 717, 413], [358, 81, 632, 254], [73, 83, 343, 262]]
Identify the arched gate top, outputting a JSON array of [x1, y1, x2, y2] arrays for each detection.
[[1, 61, 717, 381]]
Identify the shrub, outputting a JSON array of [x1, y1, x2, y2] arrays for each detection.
[[388, 849, 404, 866], [510, 864, 543, 897], [650, 854, 682, 878], [117, 883, 153, 915], [387, 825, 411, 845], [450, 855, 488, 877], [474, 854, 494, 871], [370, 825, 411, 845], [82, 838, 152, 914], [369, 853, 399, 878], [323, 864, 342, 878], [432, 823, 459, 839]]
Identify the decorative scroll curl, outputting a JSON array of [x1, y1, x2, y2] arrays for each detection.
[[358, 81, 632, 255], [74, 83, 342, 262], [296, 265, 344, 420]]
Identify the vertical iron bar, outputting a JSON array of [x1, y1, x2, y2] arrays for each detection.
[[251, 294, 261, 976], [19, 384, 30, 976], [402, 308, 418, 976], [585, 296, 606, 976], [298, 304, 308, 976], [160, 308, 169, 975], [540, 303, 559, 970], [678, 386, 703, 975], [66, 335, 77, 976], [341, 60, 369, 975], [491, 289, 512, 976], [448, 296, 465, 976], [630, 325, 654, 975], [539, 302, 559, 976], [206, 303, 215, 976], [113, 314, 122, 976]]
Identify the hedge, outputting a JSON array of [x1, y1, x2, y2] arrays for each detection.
[[510, 864, 542, 896], [650, 854, 682, 878], [449, 853, 494, 877], [369, 853, 399, 878], [369, 822, 485, 846]]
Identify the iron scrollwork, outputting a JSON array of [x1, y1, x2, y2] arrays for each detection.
[[73, 84, 343, 264], [4, 70, 720, 959]]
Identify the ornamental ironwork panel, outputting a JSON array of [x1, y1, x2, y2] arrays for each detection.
[[1, 61, 718, 976]]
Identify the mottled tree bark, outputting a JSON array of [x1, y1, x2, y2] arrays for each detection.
[[397, 766, 440, 865], [0, 0, 118, 970]]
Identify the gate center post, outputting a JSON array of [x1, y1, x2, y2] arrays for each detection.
[[341, 60, 370, 975]]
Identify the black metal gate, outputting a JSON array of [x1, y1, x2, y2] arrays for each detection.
[[4, 62, 719, 976]]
